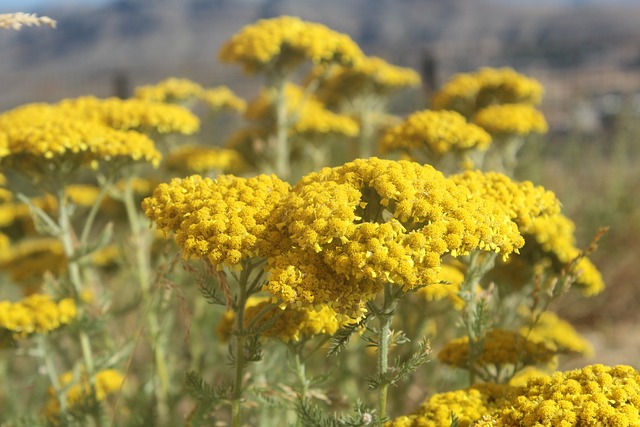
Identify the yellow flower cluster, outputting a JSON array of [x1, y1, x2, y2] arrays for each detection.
[[0, 237, 66, 287], [200, 86, 247, 113], [43, 369, 124, 420], [473, 103, 548, 136], [0, 293, 76, 337], [134, 77, 204, 103], [245, 84, 359, 137], [522, 309, 594, 357], [312, 55, 421, 105], [526, 213, 604, 295], [219, 15, 363, 74], [437, 329, 556, 369], [265, 158, 524, 315], [58, 96, 200, 135], [432, 67, 544, 117], [387, 383, 512, 427], [450, 170, 560, 232], [164, 144, 246, 175], [142, 174, 290, 268], [476, 364, 640, 427], [0, 103, 162, 174], [417, 263, 465, 310], [217, 296, 344, 343], [378, 110, 491, 156]]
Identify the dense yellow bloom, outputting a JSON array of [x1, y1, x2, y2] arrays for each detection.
[[312, 55, 421, 105], [164, 144, 246, 175], [0, 293, 76, 337], [417, 263, 465, 310], [245, 83, 359, 137], [438, 329, 556, 370], [387, 383, 513, 427], [378, 110, 491, 156], [134, 77, 204, 103], [432, 67, 544, 117], [217, 296, 345, 343], [200, 86, 247, 113], [142, 174, 290, 267], [522, 309, 594, 357], [219, 16, 363, 74], [0, 237, 66, 287], [525, 213, 604, 295], [43, 369, 124, 420], [473, 103, 548, 136], [0, 103, 162, 174], [265, 158, 523, 315], [450, 170, 560, 233], [57, 96, 200, 135], [476, 364, 640, 427]]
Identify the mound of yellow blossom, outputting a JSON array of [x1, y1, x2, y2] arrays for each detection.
[[164, 144, 246, 175], [473, 103, 548, 136], [217, 296, 346, 343], [265, 157, 524, 316], [0, 293, 76, 338], [378, 110, 491, 157], [142, 174, 290, 268], [219, 15, 363, 74], [432, 67, 544, 118]]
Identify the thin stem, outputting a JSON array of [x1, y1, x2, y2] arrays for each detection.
[[57, 190, 96, 375], [376, 284, 399, 426], [293, 344, 310, 427], [37, 334, 67, 412], [231, 272, 248, 427], [273, 76, 290, 180], [121, 175, 170, 420], [79, 174, 114, 249]]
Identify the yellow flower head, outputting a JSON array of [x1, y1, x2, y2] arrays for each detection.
[[245, 83, 359, 137], [438, 329, 556, 370], [450, 170, 561, 232], [477, 364, 640, 427], [387, 383, 513, 427], [219, 16, 363, 74], [312, 55, 421, 105], [266, 158, 523, 315], [142, 174, 290, 268], [0, 103, 162, 176], [378, 109, 491, 156], [57, 96, 200, 135], [432, 67, 544, 117], [134, 77, 204, 103], [473, 103, 548, 136], [164, 144, 246, 175], [417, 263, 466, 310], [217, 296, 346, 343], [200, 86, 247, 113], [0, 293, 76, 338], [43, 369, 124, 420], [523, 213, 604, 295], [521, 309, 594, 357]]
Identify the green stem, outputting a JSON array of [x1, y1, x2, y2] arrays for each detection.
[[121, 176, 170, 420], [293, 345, 310, 427], [57, 190, 96, 375], [358, 110, 375, 159], [377, 284, 399, 426], [79, 175, 114, 249], [231, 261, 255, 427], [37, 335, 67, 412], [459, 251, 497, 385], [274, 77, 290, 180]]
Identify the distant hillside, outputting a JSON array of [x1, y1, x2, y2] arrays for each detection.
[[1, 0, 640, 112]]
